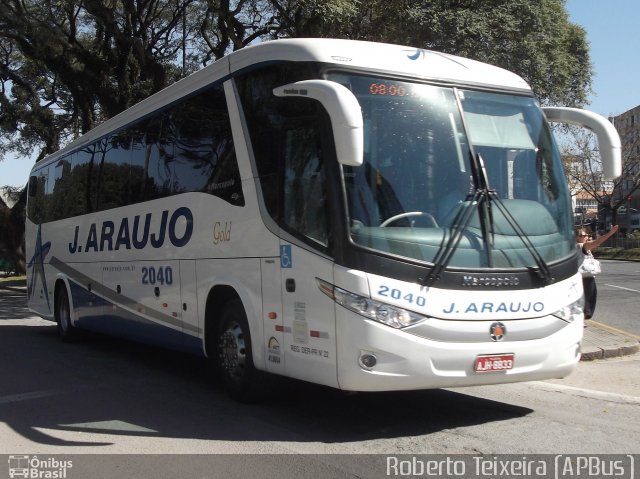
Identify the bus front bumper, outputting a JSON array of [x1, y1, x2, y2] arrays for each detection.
[[335, 309, 582, 392]]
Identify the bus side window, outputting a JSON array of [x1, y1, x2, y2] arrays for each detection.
[[68, 149, 94, 216], [282, 122, 329, 246], [144, 115, 174, 201], [172, 96, 213, 194], [28, 175, 37, 197], [172, 85, 243, 205], [237, 62, 321, 222], [98, 131, 132, 211], [49, 157, 71, 221], [129, 122, 148, 204], [27, 168, 48, 224]]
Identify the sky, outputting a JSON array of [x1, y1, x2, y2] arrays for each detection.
[[1, 0, 639, 188], [565, 0, 640, 117]]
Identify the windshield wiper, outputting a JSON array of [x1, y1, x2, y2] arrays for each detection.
[[426, 151, 490, 286], [485, 190, 554, 285], [426, 188, 485, 286], [426, 154, 554, 286]]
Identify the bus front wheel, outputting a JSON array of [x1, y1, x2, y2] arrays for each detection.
[[215, 299, 265, 402]]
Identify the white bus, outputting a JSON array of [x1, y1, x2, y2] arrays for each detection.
[[26, 38, 621, 401]]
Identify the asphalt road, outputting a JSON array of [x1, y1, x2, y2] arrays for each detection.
[[592, 260, 640, 336], [1, 274, 639, 478]]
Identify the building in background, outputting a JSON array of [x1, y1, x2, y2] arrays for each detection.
[[606, 106, 640, 233]]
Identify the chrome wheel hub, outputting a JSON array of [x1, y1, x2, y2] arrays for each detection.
[[218, 322, 246, 379]]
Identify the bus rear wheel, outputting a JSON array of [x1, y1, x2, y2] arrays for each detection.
[[215, 299, 264, 402], [56, 284, 77, 342]]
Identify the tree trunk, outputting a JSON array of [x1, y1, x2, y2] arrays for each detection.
[[4, 188, 27, 275]]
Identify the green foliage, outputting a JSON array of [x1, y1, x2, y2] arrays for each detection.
[[595, 247, 640, 261], [283, 0, 592, 107], [0, 0, 596, 274], [0, 0, 191, 159], [1, 0, 592, 165]]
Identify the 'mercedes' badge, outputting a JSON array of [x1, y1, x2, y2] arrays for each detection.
[[489, 322, 506, 341]]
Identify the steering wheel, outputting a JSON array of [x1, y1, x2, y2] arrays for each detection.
[[380, 211, 438, 227]]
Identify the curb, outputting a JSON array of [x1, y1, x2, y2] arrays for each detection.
[[580, 321, 640, 361]]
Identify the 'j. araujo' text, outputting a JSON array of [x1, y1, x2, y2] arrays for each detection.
[[68, 207, 193, 253]]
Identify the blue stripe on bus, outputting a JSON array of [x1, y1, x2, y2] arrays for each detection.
[[69, 281, 204, 356]]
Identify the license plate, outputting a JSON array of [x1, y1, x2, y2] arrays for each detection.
[[474, 354, 514, 373]]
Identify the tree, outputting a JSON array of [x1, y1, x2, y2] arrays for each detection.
[[0, 0, 195, 156], [607, 138, 640, 230], [1, 0, 593, 162], [0, 0, 593, 273], [0, 185, 26, 273], [561, 129, 610, 219], [0, 0, 293, 272], [561, 128, 640, 228], [276, 0, 592, 108]]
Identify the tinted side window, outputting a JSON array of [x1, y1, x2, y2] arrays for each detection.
[[172, 96, 214, 193], [237, 63, 320, 220], [144, 112, 175, 201], [49, 157, 71, 221], [98, 131, 131, 211], [238, 63, 329, 248], [28, 81, 243, 221], [282, 123, 328, 246], [68, 150, 93, 217], [27, 167, 48, 223], [129, 123, 148, 204], [172, 85, 243, 205]]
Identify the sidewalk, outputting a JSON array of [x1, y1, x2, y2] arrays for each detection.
[[581, 320, 640, 361], [0, 278, 26, 292], [2, 278, 638, 361]]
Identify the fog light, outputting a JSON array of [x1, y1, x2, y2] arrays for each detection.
[[359, 353, 377, 369]]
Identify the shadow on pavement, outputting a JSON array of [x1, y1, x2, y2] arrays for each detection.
[[0, 321, 533, 448]]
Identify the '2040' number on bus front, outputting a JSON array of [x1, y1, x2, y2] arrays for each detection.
[[142, 266, 174, 285], [377, 285, 426, 307]]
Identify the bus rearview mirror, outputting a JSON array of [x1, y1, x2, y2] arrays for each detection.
[[543, 107, 622, 180], [273, 80, 364, 166]]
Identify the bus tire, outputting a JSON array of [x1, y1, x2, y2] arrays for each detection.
[[215, 299, 265, 402], [55, 284, 77, 342]]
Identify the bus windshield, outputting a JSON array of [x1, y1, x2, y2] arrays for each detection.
[[328, 73, 574, 269]]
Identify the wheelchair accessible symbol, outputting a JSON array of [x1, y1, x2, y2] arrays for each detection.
[[280, 244, 292, 268]]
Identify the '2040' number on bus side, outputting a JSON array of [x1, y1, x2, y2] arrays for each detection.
[[377, 285, 426, 307], [142, 266, 174, 286]]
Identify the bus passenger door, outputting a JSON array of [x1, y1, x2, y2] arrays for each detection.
[[276, 120, 338, 388], [279, 243, 337, 388], [240, 78, 339, 385]]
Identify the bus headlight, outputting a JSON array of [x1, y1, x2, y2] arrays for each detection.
[[317, 279, 426, 329], [552, 296, 584, 322]]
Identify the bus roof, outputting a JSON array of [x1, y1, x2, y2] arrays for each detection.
[[34, 38, 532, 170], [230, 38, 531, 92]]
